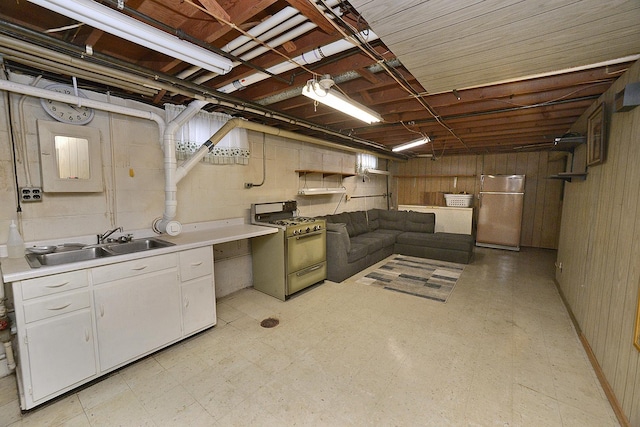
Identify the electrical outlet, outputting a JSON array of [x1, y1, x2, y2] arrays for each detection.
[[20, 187, 43, 202]]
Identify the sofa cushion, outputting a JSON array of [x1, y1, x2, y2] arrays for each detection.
[[362, 231, 397, 247], [396, 232, 473, 252], [347, 243, 368, 263], [349, 211, 368, 236], [405, 211, 435, 233], [326, 222, 350, 252], [378, 209, 407, 231], [351, 235, 384, 255]]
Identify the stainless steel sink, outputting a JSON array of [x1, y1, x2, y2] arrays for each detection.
[[102, 238, 175, 255], [25, 238, 175, 268]]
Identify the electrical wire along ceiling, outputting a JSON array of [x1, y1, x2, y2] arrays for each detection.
[[1, 0, 639, 157]]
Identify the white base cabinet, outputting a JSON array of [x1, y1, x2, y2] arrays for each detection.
[[25, 309, 96, 403], [94, 269, 182, 371], [179, 246, 216, 335], [10, 246, 216, 410]]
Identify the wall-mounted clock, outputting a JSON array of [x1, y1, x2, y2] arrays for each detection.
[[39, 84, 95, 125]]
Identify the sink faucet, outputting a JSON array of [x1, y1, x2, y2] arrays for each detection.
[[97, 226, 123, 244]]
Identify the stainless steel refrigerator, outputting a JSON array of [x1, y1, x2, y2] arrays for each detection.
[[476, 174, 525, 251]]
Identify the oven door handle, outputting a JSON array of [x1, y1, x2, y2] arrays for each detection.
[[294, 230, 324, 240], [296, 264, 323, 276]]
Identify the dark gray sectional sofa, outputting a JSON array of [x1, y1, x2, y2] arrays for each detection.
[[321, 209, 474, 283]]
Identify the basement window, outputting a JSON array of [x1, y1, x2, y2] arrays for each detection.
[[356, 153, 378, 174]]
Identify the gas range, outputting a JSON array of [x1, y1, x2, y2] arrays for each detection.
[[251, 201, 324, 237], [250, 200, 327, 300]]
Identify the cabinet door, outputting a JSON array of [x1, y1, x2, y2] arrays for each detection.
[[94, 268, 181, 371], [182, 275, 216, 335], [26, 310, 96, 402]]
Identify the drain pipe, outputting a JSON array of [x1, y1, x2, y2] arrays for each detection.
[[0, 273, 15, 372], [152, 99, 209, 236]]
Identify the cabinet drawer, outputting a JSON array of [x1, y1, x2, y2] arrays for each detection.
[[20, 270, 89, 300], [23, 289, 91, 323], [179, 246, 213, 282], [92, 253, 177, 284]]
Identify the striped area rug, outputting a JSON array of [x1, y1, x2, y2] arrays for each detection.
[[356, 255, 464, 303]]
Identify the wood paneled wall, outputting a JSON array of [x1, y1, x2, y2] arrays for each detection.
[[556, 60, 640, 425], [390, 151, 566, 249]]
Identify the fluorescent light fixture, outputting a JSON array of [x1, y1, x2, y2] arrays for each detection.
[[28, 0, 233, 75], [302, 80, 382, 124], [364, 169, 390, 175], [392, 137, 431, 152], [298, 187, 347, 195]]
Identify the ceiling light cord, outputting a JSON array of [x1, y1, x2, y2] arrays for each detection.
[[313, 0, 471, 153]]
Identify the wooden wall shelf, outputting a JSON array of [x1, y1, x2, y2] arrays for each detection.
[[394, 174, 476, 179], [295, 169, 355, 178], [548, 172, 587, 182]]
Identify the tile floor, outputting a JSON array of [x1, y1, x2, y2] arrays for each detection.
[[0, 247, 619, 426]]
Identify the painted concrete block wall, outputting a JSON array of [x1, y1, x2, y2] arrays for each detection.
[[0, 74, 388, 298]]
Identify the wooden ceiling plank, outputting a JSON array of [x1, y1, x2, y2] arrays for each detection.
[[204, 0, 279, 44], [283, 0, 339, 35], [198, 0, 232, 23]]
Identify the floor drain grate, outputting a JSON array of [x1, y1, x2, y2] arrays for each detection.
[[260, 317, 279, 328]]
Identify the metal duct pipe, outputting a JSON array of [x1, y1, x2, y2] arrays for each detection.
[[218, 29, 380, 93], [0, 48, 158, 97], [257, 59, 403, 106], [0, 34, 161, 97]]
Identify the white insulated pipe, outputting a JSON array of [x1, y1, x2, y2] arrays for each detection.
[[192, 0, 341, 86], [230, 14, 310, 58], [217, 30, 380, 93], [192, 19, 319, 86], [223, 6, 300, 53], [234, 9, 341, 63], [231, 2, 342, 59]]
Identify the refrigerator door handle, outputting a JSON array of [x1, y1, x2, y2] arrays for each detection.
[[480, 191, 524, 195]]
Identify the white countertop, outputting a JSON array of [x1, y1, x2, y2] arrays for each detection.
[[1, 218, 277, 283]]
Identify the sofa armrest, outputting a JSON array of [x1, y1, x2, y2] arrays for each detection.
[[326, 229, 351, 267]]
